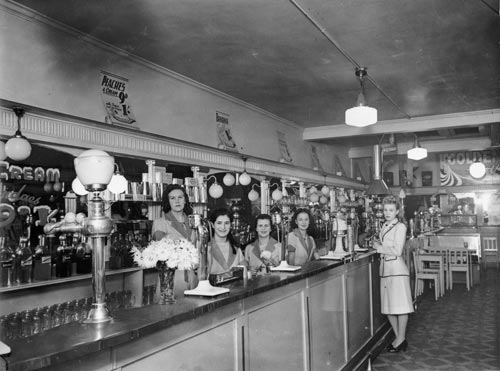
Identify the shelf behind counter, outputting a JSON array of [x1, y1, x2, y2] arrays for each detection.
[[2, 251, 387, 371]]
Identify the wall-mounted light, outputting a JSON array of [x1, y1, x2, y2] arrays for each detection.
[[345, 67, 377, 127], [407, 136, 427, 160], [107, 164, 128, 194], [207, 175, 223, 198], [222, 173, 236, 186], [5, 107, 32, 161], [270, 183, 283, 202], [469, 160, 486, 179], [239, 157, 251, 186], [248, 184, 260, 202]]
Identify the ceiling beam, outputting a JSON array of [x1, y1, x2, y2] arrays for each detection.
[[303, 109, 500, 141]]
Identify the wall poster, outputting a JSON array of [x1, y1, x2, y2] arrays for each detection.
[[277, 131, 293, 163], [215, 111, 238, 152], [100, 70, 136, 126], [440, 150, 500, 186], [310, 145, 323, 171]]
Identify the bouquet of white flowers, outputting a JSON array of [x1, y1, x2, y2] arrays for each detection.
[[132, 238, 199, 270]]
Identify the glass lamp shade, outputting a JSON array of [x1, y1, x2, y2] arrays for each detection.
[[309, 193, 319, 203], [71, 177, 89, 196], [208, 183, 223, 198], [248, 189, 259, 202], [223, 173, 236, 186], [5, 135, 31, 161], [345, 105, 378, 127], [239, 172, 251, 186], [107, 173, 128, 194], [407, 146, 427, 161], [0, 141, 7, 161], [469, 162, 486, 179], [271, 189, 283, 201], [321, 185, 330, 195], [74, 149, 115, 192]]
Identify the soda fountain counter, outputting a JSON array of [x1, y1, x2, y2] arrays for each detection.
[[1, 251, 387, 371]]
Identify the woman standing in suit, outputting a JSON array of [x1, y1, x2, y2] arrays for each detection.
[[373, 195, 413, 353]]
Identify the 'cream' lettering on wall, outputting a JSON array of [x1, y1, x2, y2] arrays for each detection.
[[0, 161, 60, 182], [440, 150, 496, 166]]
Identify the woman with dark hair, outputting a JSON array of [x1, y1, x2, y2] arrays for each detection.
[[286, 208, 319, 266], [152, 184, 197, 288], [208, 208, 245, 275], [244, 214, 281, 275], [373, 195, 413, 353], [152, 184, 193, 242]]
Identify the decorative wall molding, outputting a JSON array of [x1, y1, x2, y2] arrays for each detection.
[[0, 106, 363, 189]]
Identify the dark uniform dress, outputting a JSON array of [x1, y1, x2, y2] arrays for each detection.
[[376, 220, 414, 315]]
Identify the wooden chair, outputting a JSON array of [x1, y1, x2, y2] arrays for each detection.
[[423, 247, 447, 295], [412, 250, 440, 301], [481, 236, 499, 269], [448, 247, 471, 290]]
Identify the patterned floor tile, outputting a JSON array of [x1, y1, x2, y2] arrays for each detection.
[[372, 268, 500, 371]]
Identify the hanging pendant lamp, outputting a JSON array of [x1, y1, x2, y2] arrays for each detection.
[[407, 136, 427, 161], [5, 107, 32, 161], [345, 67, 378, 127]]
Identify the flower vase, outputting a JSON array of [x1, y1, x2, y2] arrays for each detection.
[[157, 262, 176, 304]]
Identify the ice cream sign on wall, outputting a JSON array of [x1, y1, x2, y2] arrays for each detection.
[[0, 161, 60, 183], [440, 150, 500, 186]]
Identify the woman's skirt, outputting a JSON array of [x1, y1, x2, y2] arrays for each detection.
[[380, 275, 414, 315]]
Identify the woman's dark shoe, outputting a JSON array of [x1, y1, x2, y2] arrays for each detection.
[[387, 339, 408, 353]]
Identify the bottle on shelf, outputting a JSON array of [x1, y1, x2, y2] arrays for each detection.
[[109, 232, 125, 269], [15, 237, 32, 284], [55, 235, 71, 277], [33, 235, 52, 281], [0, 237, 15, 286], [76, 235, 92, 274]]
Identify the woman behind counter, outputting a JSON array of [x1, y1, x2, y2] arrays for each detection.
[[152, 184, 197, 288], [287, 208, 319, 266], [208, 208, 245, 276], [244, 214, 281, 275], [373, 195, 413, 353]]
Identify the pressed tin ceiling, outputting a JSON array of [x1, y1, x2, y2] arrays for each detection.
[[7, 0, 500, 147]]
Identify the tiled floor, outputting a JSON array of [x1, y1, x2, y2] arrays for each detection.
[[372, 267, 500, 371]]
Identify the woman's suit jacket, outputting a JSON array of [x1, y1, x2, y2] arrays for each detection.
[[376, 220, 409, 277]]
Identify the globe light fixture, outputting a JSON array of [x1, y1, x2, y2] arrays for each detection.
[[71, 177, 88, 196], [238, 157, 251, 186], [207, 176, 223, 198], [74, 149, 115, 191], [407, 137, 427, 160], [271, 188, 283, 202], [469, 161, 486, 179], [107, 172, 128, 194], [223, 173, 236, 186], [248, 188, 260, 202], [239, 172, 251, 186], [345, 68, 378, 127], [5, 107, 32, 161]]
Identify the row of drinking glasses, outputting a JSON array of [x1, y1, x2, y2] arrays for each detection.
[[0, 290, 135, 341]]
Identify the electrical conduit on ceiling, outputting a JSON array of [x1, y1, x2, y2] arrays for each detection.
[[288, 0, 411, 120]]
